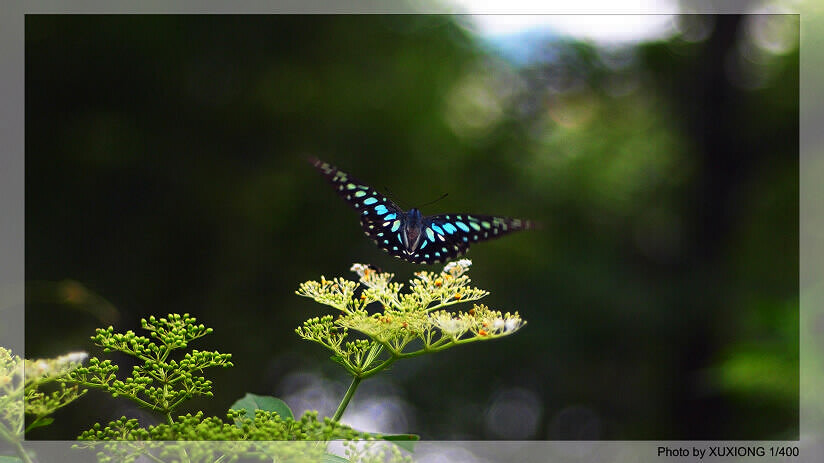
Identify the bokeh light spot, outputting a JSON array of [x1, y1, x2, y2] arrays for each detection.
[[484, 387, 543, 438], [548, 405, 601, 440]]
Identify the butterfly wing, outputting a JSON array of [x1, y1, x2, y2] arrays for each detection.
[[308, 157, 408, 255], [309, 157, 536, 265], [421, 214, 535, 261], [308, 157, 403, 215], [396, 216, 470, 265]]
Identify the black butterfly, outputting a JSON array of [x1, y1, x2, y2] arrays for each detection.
[[309, 157, 534, 265]]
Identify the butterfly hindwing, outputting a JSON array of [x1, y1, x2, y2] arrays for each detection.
[[374, 219, 466, 265], [360, 213, 410, 260]]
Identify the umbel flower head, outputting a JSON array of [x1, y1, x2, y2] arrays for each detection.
[[296, 260, 525, 379]]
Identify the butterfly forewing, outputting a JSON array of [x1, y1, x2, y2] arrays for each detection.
[[428, 214, 533, 243], [308, 157, 404, 220], [309, 157, 410, 256], [424, 214, 532, 259]]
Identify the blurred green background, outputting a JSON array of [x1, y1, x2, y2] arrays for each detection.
[[24, 14, 797, 440]]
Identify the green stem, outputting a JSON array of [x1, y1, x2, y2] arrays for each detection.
[[1, 425, 34, 463], [332, 376, 362, 422], [359, 357, 397, 379], [70, 379, 161, 413], [12, 438, 35, 463], [167, 395, 190, 413], [134, 444, 168, 463]]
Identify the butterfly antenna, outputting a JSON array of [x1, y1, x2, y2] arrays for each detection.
[[383, 186, 410, 210], [416, 192, 449, 209]]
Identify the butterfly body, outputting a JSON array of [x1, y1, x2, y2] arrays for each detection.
[[309, 157, 534, 264]]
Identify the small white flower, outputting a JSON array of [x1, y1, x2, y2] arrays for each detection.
[[441, 319, 462, 334], [443, 259, 472, 276], [350, 263, 368, 278], [58, 351, 88, 365], [24, 359, 50, 378], [492, 318, 506, 332], [504, 317, 522, 333], [431, 313, 470, 337]]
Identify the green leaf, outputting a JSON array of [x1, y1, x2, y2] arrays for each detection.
[[230, 393, 294, 420], [321, 453, 350, 463], [376, 433, 419, 452], [25, 417, 55, 432], [0, 456, 25, 463]]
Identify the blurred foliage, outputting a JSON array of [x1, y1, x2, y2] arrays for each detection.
[[24, 14, 797, 439]]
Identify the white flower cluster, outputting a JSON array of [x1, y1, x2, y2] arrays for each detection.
[[349, 263, 370, 278], [443, 259, 473, 276], [429, 306, 524, 341], [431, 312, 472, 338], [57, 351, 89, 366], [491, 316, 523, 334], [25, 351, 88, 379]]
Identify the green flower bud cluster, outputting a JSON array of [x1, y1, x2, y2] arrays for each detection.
[[343, 439, 414, 463], [75, 409, 379, 463], [78, 409, 368, 441], [68, 313, 233, 426]]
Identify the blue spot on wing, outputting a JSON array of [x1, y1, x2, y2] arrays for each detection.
[[426, 228, 435, 241]]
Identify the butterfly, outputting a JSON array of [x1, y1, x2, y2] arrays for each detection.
[[309, 157, 535, 264]]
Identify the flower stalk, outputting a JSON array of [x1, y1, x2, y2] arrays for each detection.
[[332, 376, 362, 422]]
